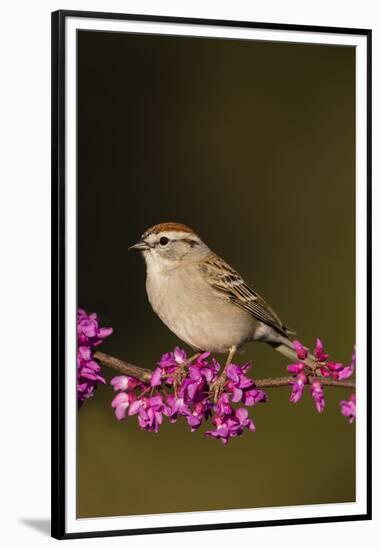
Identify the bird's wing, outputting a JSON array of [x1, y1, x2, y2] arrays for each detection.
[[200, 253, 289, 335]]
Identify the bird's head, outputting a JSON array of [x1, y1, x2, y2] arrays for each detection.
[[129, 222, 210, 266]]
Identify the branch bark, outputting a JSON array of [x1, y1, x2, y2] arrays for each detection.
[[94, 351, 355, 389], [94, 351, 152, 383]]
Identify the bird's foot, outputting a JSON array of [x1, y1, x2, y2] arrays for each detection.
[[210, 345, 236, 402], [172, 365, 187, 395], [211, 371, 227, 402]]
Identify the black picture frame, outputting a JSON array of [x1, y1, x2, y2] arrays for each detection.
[[51, 9, 372, 540]]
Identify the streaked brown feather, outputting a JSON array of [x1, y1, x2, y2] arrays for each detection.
[[200, 253, 290, 336]]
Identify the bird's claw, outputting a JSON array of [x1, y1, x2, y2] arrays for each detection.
[[211, 373, 227, 402]]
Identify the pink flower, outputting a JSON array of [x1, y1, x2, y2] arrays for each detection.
[[310, 380, 325, 413], [235, 407, 256, 433], [314, 338, 329, 362], [293, 340, 308, 360], [205, 407, 256, 444], [289, 373, 307, 403], [174, 347, 187, 364], [340, 393, 356, 423], [243, 388, 267, 406], [214, 392, 233, 415], [111, 375, 140, 392], [150, 367, 163, 387], [166, 394, 191, 422], [155, 347, 191, 384], [336, 365, 354, 380], [158, 347, 188, 368], [77, 309, 113, 407], [321, 361, 354, 380], [127, 396, 167, 432], [225, 363, 267, 405], [318, 345, 355, 381], [287, 363, 305, 374], [111, 392, 135, 420], [185, 360, 217, 400], [186, 401, 212, 431], [77, 309, 113, 347]]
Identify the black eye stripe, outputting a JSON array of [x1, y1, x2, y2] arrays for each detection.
[[156, 236, 200, 247], [183, 238, 200, 247]]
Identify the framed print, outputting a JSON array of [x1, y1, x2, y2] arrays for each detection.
[[51, 10, 372, 540]]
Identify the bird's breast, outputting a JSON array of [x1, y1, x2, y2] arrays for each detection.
[[146, 265, 201, 328], [145, 265, 255, 352]]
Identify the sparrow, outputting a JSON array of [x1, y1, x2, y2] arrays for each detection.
[[130, 222, 312, 388]]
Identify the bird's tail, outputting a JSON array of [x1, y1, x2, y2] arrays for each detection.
[[270, 334, 315, 368]]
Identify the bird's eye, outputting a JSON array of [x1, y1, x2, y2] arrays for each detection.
[[159, 236, 169, 246]]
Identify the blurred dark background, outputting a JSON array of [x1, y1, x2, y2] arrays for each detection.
[[77, 30, 355, 518]]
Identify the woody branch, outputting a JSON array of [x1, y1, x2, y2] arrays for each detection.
[[94, 351, 355, 389]]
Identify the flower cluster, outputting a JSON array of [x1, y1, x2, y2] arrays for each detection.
[[77, 309, 113, 407], [111, 348, 267, 444], [286, 338, 355, 421]]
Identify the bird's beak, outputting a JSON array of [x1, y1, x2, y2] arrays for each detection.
[[129, 240, 149, 251]]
